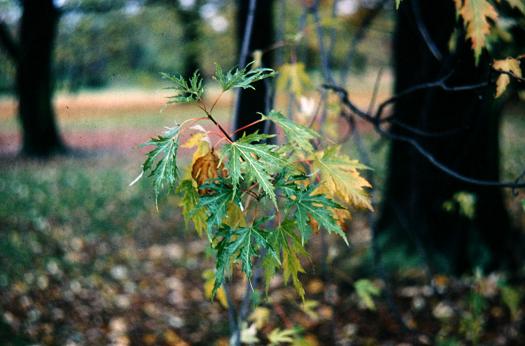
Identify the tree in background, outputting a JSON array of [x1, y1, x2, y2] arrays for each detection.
[[0, 0, 65, 157], [173, 0, 203, 77], [377, 0, 522, 273], [232, 0, 275, 138]]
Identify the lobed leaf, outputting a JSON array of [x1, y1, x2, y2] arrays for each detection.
[[177, 180, 207, 236], [261, 110, 320, 152], [162, 70, 204, 104], [214, 62, 276, 91], [276, 62, 312, 96], [492, 57, 522, 98], [223, 133, 284, 206], [354, 279, 381, 310], [456, 0, 498, 63], [213, 224, 278, 297], [287, 184, 348, 245], [313, 145, 372, 211], [141, 125, 181, 203]]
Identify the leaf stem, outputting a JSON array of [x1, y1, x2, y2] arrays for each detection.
[[199, 101, 234, 143]]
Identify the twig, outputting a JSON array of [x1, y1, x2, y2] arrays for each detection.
[[411, 0, 443, 61], [339, 0, 387, 86], [323, 83, 525, 189]]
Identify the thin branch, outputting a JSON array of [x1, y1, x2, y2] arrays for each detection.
[[339, 0, 388, 85], [323, 83, 525, 189], [411, 0, 443, 61], [310, 0, 334, 83], [376, 72, 489, 122]]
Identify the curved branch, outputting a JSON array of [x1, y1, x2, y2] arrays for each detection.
[[411, 0, 442, 61], [323, 83, 525, 189]]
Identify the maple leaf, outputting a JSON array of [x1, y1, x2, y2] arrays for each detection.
[[456, 0, 498, 63], [504, 0, 525, 15], [177, 180, 207, 236], [313, 146, 372, 210], [214, 62, 276, 91], [493, 57, 522, 97], [287, 184, 348, 245], [261, 110, 320, 152], [191, 149, 224, 194], [202, 269, 228, 308], [249, 307, 270, 330], [223, 133, 284, 206], [277, 62, 312, 96], [199, 178, 240, 238], [141, 125, 181, 203], [264, 219, 308, 299], [213, 224, 278, 297], [161, 70, 204, 104], [268, 328, 296, 345], [354, 279, 381, 310]]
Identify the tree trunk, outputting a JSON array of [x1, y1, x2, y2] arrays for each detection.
[[232, 0, 274, 138], [378, 0, 516, 273], [17, 0, 65, 157], [174, 3, 201, 78]]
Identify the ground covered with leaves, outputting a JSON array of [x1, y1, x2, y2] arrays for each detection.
[[1, 90, 524, 345], [0, 153, 523, 346]]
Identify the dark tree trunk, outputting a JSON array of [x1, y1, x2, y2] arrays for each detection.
[[378, 0, 516, 273], [232, 0, 274, 137], [174, 3, 201, 77], [17, 0, 65, 157]]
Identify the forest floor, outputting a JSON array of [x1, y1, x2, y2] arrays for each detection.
[[0, 87, 524, 345]]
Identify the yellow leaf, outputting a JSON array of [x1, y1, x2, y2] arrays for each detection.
[[202, 270, 228, 308], [182, 132, 205, 149], [313, 146, 372, 211], [277, 63, 313, 96], [504, 0, 525, 15], [493, 57, 522, 97], [224, 202, 247, 228], [249, 307, 270, 330], [456, 0, 498, 63]]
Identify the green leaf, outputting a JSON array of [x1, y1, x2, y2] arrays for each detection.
[[261, 110, 320, 152], [265, 219, 308, 299], [177, 180, 207, 236], [521, 199, 525, 211], [214, 62, 276, 91], [223, 133, 284, 206], [141, 125, 181, 203], [396, 0, 402, 9], [213, 224, 277, 297], [500, 285, 522, 320], [161, 70, 204, 104], [286, 184, 348, 245], [199, 178, 239, 238], [354, 279, 381, 310]]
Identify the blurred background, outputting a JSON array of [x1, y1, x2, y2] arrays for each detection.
[[0, 0, 524, 345]]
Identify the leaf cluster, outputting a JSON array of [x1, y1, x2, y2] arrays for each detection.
[[137, 64, 372, 300]]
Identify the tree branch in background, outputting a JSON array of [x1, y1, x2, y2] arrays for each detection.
[[323, 82, 525, 189], [339, 0, 388, 85], [410, 0, 442, 61], [0, 20, 19, 63]]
